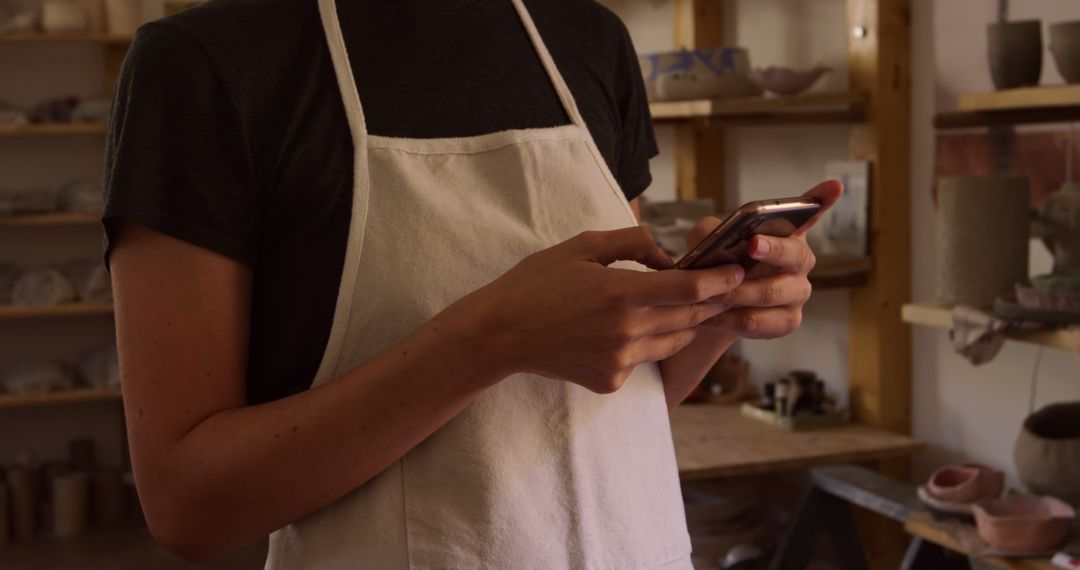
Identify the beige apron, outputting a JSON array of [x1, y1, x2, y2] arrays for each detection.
[[265, 1, 691, 568]]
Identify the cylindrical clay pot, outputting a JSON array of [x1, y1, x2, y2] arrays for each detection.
[[1050, 21, 1080, 84], [988, 20, 1043, 89], [52, 473, 89, 538], [1015, 401, 1080, 506], [936, 176, 1030, 307]]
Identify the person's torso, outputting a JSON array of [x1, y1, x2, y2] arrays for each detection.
[[155, 0, 643, 404]]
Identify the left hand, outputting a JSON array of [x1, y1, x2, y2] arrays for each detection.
[[687, 179, 844, 340]]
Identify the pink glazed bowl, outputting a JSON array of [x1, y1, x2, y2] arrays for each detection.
[[972, 495, 1076, 552]]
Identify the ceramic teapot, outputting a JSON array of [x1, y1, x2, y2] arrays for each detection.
[[1033, 182, 1080, 274]]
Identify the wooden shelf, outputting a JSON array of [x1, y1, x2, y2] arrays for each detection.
[[902, 302, 1079, 351], [0, 388, 121, 409], [0, 122, 107, 136], [935, 85, 1080, 128], [671, 404, 924, 480], [650, 91, 867, 125], [809, 255, 872, 289], [0, 302, 113, 320], [905, 512, 1059, 570], [0, 212, 101, 227], [0, 33, 132, 45]]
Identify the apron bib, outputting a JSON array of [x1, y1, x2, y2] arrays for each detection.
[[265, 1, 691, 568]]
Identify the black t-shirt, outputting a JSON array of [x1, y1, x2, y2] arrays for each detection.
[[103, 0, 658, 404]]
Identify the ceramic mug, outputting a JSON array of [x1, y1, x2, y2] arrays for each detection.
[[988, 20, 1043, 89], [1051, 21, 1080, 84]]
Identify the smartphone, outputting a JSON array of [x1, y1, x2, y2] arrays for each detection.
[[675, 197, 822, 270]]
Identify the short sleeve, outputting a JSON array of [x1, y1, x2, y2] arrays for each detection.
[[611, 19, 659, 201], [103, 22, 258, 267]]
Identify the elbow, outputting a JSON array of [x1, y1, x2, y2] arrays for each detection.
[[142, 489, 237, 564], [147, 515, 228, 565]]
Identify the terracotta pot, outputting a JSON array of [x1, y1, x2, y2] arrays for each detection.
[[927, 464, 1005, 503], [1015, 401, 1080, 505], [988, 20, 1043, 89], [973, 495, 1075, 552], [1050, 21, 1080, 84]]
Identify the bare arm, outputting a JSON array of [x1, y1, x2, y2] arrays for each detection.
[[113, 223, 504, 563], [114, 220, 744, 563]]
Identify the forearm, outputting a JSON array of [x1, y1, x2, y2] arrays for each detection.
[[134, 313, 506, 562], [658, 328, 737, 408]]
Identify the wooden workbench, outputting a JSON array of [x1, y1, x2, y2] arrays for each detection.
[[671, 404, 925, 480], [904, 512, 1063, 570]]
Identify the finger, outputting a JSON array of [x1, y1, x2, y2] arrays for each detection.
[[686, 216, 722, 249], [633, 300, 732, 336], [747, 235, 816, 274], [704, 307, 803, 340], [722, 274, 811, 308], [793, 179, 844, 237], [610, 263, 745, 306], [574, 226, 674, 270], [628, 328, 700, 364]]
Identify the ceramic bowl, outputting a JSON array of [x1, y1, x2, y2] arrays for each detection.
[[1015, 402, 1080, 505], [917, 485, 975, 522], [1050, 21, 1080, 83], [927, 464, 1005, 504], [973, 495, 1075, 552], [749, 65, 831, 96], [639, 48, 763, 102], [987, 20, 1043, 89]]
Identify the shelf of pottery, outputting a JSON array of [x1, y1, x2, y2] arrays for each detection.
[[902, 18, 1080, 358], [0, 0, 151, 549]]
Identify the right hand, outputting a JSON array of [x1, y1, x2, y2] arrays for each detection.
[[439, 227, 745, 394]]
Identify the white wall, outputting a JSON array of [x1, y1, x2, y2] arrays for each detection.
[[608, 0, 1080, 487]]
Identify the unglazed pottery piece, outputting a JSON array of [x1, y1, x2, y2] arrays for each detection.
[[1050, 21, 1080, 83], [917, 485, 975, 522], [936, 176, 1030, 307], [927, 464, 1005, 504], [1015, 402, 1080, 505], [988, 20, 1043, 89], [973, 495, 1075, 552], [749, 65, 831, 96]]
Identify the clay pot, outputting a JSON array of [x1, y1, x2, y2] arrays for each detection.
[[1015, 401, 1080, 505], [988, 20, 1043, 89], [51, 472, 89, 538], [936, 176, 1030, 307], [927, 464, 1004, 504], [973, 495, 1075, 552], [1050, 21, 1080, 84]]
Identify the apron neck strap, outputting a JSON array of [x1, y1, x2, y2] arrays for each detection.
[[318, 0, 369, 142], [509, 0, 589, 129]]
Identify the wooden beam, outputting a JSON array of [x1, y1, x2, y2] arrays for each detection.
[[847, 0, 912, 567], [671, 0, 727, 209]]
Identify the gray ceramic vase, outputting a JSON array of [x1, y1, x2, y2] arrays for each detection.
[[1014, 401, 1080, 506], [1050, 21, 1080, 84], [988, 20, 1043, 89]]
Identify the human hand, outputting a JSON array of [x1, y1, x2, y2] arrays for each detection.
[[685, 179, 844, 339], [439, 226, 746, 394]]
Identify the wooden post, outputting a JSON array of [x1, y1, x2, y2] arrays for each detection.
[[847, 0, 912, 567], [672, 0, 726, 210]]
